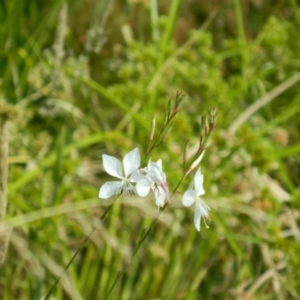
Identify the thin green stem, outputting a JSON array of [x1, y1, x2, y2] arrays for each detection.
[[104, 172, 187, 299], [172, 174, 187, 196], [44, 202, 115, 300], [103, 106, 218, 297], [104, 209, 161, 299]]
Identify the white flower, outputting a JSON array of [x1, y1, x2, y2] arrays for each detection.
[[99, 147, 141, 199], [135, 159, 170, 207], [182, 169, 210, 231]]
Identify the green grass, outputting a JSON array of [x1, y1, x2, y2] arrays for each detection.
[[1, 0, 300, 299]]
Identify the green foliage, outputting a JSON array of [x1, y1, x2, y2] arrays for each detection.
[[1, 0, 300, 299]]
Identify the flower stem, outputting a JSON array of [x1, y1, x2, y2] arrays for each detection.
[[44, 201, 116, 300], [104, 208, 163, 299], [104, 172, 187, 299]]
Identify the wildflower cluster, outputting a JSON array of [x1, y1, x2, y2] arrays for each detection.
[[99, 148, 169, 208], [98, 147, 209, 231], [99, 95, 217, 231]]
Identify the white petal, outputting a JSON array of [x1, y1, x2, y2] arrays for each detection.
[[99, 181, 123, 199], [130, 170, 145, 182], [147, 159, 153, 169], [194, 169, 205, 196], [136, 179, 151, 197], [121, 181, 135, 195], [198, 198, 210, 217], [194, 198, 210, 231], [103, 154, 123, 178], [161, 182, 170, 201], [147, 161, 165, 183], [123, 148, 141, 177], [156, 159, 163, 170], [154, 186, 166, 207], [182, 189, 196, 207], [148, 159, 162, 173], [194, 200, 202, 231]]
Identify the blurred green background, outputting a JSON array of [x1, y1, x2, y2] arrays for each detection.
[[1, 0, 300, 299]]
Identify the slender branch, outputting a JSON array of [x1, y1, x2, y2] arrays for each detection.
[[46, 94, 185, 298], [44, 202, 115, 300], [104, 207, 162, 300], [104, 106, 218, 299], [104, 172, 186, 299]]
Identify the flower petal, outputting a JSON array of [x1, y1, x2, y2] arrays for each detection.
[[161, 182, 170, 201], [198, 198, 210, 218], [103, 154, 123, 178], [99, 181, 123, 199], [123, 148, 141, 177], [147, 160, 165, 184], [194, 198, 210, 231], [130, 170, 145, 182], [136, 179, 151, 197], [194, 200, 202, 231], [182, 189, 196, 207], [154, 186, 166, 207], [194, 169, 205, 196], [156, 159, 163, 170]]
